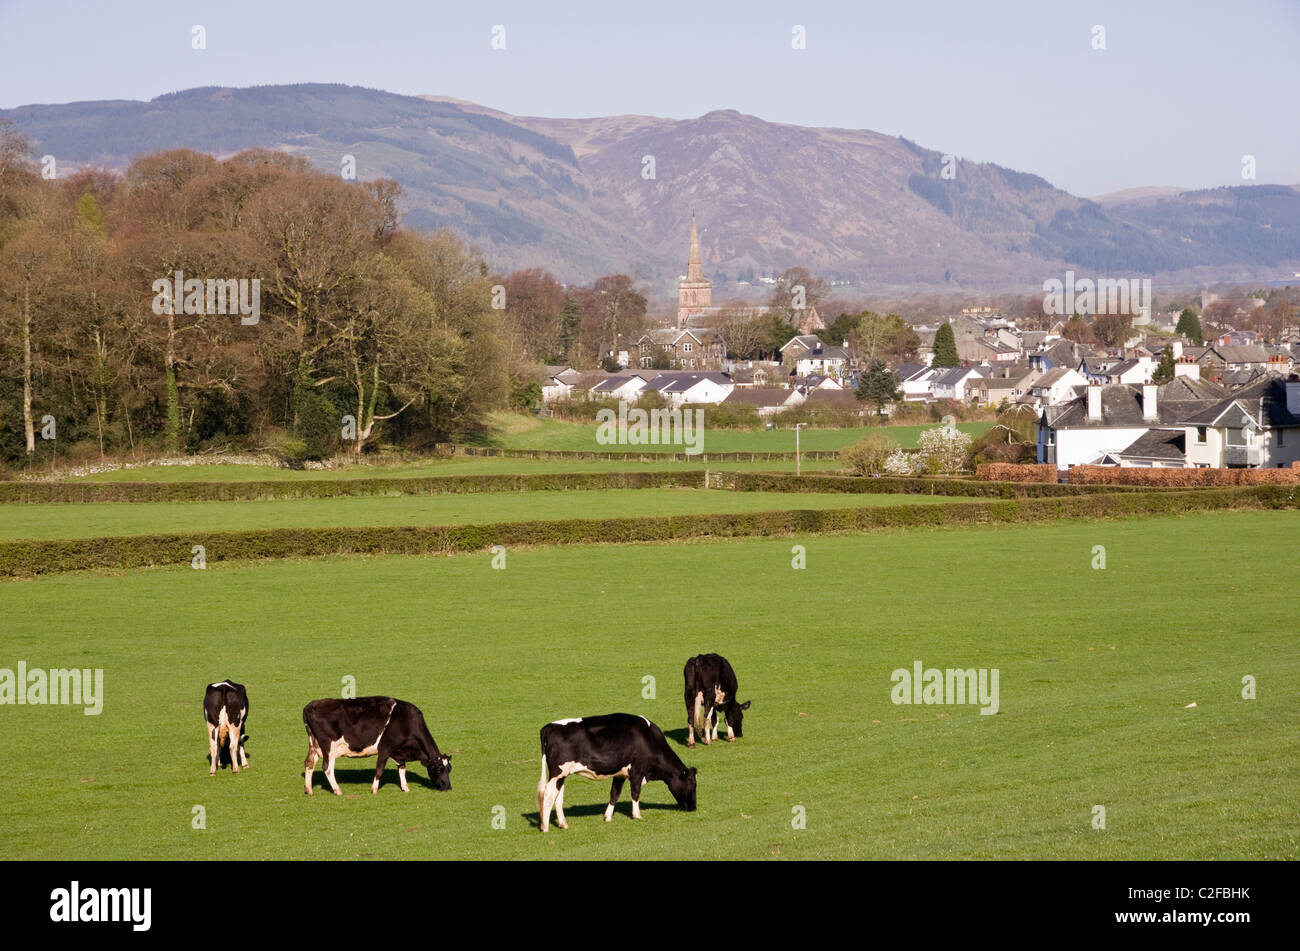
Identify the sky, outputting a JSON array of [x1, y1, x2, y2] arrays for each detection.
[[1, 0, 1297, 197]]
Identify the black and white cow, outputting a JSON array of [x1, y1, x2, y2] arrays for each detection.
[[684, 653, 750, 748], [537, 713, 697, 832], [204, 680, 249, 776], [302, 697, 451, 796]]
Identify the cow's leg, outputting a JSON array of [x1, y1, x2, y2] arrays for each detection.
[[540, 774, 562, 833], [629, 767, 645, 820], [303, 736, 321, 795], [710, 708, 720, 743], [605, 776, 626, 821], [207, 724, 219, 776], [397, 763, 409, 793], [228, 727, 240, 774], [324, 743, 342, 796], [554, 776, 569, 830], [238, 727, 249, 768], [372, 754, 387, 794]]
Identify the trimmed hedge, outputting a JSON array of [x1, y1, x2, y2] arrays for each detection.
[[975, 463, 1059, 483], [2, 485, 1292, 576], [0, 470, 712, 504], [713, 472, 1148, 498], [1069, 465, 1300, 486]]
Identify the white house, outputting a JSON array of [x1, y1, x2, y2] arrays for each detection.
[[589, 374, 649, 402], [795, 345, 851, 378], [930, 366, 988, 403], [643, 372, 735, 405], [1027, 367, 1087, 407], [1180, 377, 1300, 469], [895, 363, 937, 402], [1038, 378, 1228, 470]]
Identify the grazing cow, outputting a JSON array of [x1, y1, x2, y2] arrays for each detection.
[[537, 713, 696, 832], [684, 653, 750, 748], [204, 680, 249, 776], [302, 697, 451, 796]]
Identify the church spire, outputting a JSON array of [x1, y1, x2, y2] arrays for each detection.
[[686, 211, 704, 283]]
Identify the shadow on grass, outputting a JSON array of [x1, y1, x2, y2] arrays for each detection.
[[306, 766, 444, 793], [522, 800, 680, 829]]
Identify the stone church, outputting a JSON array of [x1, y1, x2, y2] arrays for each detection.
[[675, 213, 824, 334]]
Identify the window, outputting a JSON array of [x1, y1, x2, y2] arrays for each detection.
[[1196, 427, 1207, 443], [683, 342, 693, 353], [1278, 430, 1285, 447]]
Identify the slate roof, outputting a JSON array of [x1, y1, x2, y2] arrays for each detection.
[[1032, 367, 1075, 389], [1116, 429, 1186, 462], [1177, 376, 1300, 428], [895, 363, 931, 382], [796, 345, 850, 362], [722, 387, 796, 407], [804, 390, 862, 409], [644, 372, 732, 394], [590, 375, 647, 393], [1044, 380, 1227, 429], [1207, 344, 1271, 365]]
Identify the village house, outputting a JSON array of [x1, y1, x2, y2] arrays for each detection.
[[589, 374, 650, 402], [720, 386, 805, 417], [635, 327, 726, 370], [930, 365, 989, 403], [1038, 377, 1228, 470], [1179, 376, 1300, 469], [642, 371, 735, 405]]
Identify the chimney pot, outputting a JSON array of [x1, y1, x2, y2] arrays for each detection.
[[1142, 383, 1159, 420], [1087, 384, 1103, 421]]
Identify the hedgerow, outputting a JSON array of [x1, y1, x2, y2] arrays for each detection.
[[2, 485, 1291, 576]]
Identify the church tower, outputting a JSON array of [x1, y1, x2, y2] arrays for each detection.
[[677, 211, 712, 328]]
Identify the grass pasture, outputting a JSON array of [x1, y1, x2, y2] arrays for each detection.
[[471, 413, 992, 453], [0, 489, 961, 541], [0, 510, 1295, 860]]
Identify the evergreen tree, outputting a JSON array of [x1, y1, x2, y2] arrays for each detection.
[[1152, 348, 1175, 384], [1176, 308, 1204, 346], [558, 294, 581, 360], [932, 322, 960, 367], [856, 359, 901, 414]]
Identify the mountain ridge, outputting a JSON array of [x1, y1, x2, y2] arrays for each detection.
[[5, 83, 1297, 294]]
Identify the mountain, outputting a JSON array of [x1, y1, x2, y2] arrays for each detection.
[[5, 83, 1298, 294]]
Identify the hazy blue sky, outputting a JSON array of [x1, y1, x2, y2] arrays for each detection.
[[2, 0, 1297, 196]]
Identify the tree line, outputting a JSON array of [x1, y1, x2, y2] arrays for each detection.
[[0, 126, 669, 465]]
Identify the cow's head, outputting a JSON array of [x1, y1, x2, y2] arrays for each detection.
[[725, 700, 751, 738], [668, 766, 697, 811], [424, 754, 452, 791]]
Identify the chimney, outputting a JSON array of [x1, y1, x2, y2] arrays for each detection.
[[1142, 383, 1159, 421], [1087, 384, 1103, 421], [1287, 379, 1300, 417], [1171, 340, 1183, 360]]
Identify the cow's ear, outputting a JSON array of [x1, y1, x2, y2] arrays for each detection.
[[739, 700, 751, 710]]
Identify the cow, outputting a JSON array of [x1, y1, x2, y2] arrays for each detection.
[[684, 653, 750, 748], [537, 713, 696, 832], [302, 696, 451, 796], [204, 680, 249, 776]]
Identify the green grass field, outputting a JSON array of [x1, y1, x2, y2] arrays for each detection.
[[71, 455, 845, 483], [472, 414, 992, 453], [1, 510, 1295, 860], [0, 489, 960, 541]]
